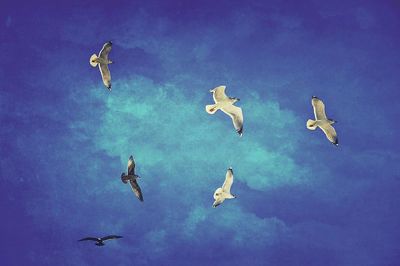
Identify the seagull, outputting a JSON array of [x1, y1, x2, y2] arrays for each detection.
[[213, 167, 236, 208], [121, 155, 143, 202], [90, 41, 113, 91], [307, 96, 338, 146], [78, 235, 122, 246], [206, 85, 244, 136]]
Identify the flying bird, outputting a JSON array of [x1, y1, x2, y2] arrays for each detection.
[[121, 155, 143, 202], [90, 41, 113, 90], [78, 235, 122, 246], [306, 96, 338, 146], [213, 167, 236, 208], [206, 85, 244, 136]]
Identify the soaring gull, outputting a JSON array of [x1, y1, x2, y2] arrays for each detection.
[[78, 235, 122, 246], [213, 167, 236, 208], [121, 155, 144, 202], [206, 85, 244, 136], [90, 41, 113, 91], [306, 96, 338, 146]]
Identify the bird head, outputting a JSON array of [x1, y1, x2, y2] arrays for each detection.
[[213, 188, 223, 200]]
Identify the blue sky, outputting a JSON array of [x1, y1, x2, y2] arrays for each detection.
[[1, 0, 400, 265]]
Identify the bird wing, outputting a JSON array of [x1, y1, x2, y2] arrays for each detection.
[[130, 179, 144, 201], [99, 42, 112, 60], [212, 85, 228, 103], [222, 168, 234, 193], [78, 237, 98, 242], [212, 198, 224, 208], [312, 97, 327, 120], [320, 123, 338, 145], [127, 155, 136, 175], [101, 235, 123, 241], [221, 105, 243, 136], [99, 64, 111, 90]]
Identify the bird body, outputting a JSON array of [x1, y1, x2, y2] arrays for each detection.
[[213, 167, 236, 208], [206, 85, 244, 136], [307, 96, 338, 146]]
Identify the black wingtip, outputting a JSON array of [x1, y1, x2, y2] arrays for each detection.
[[333, 140, 339, 146], [312, 96, 318, 99], [237, 128, 243, 136]]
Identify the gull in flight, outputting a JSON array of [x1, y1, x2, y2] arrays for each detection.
[[90, 41, 113, 90], [121, 155, 144, 202], [307, 96, 338, 146], [206, 85, 243, 136], [78, 235, 122, 246], [213, 167, 236, 208]]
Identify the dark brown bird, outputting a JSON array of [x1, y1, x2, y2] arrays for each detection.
[[121, 155, 144, 202], [78, 235, 122, 246]]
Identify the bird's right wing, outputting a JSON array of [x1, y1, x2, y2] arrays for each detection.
[[222, 168, 234, 193], [127, 155, 136, 175], [221, 105, 243, 136], [312, 97, 327, 120], [99, 64, 111, 90], [320, 123, 338, 146], [211, 85, 228, 103], [99, 42, 112, 60], [78, 237, 98, 242], [129, 179, 144, 202], [102, 235, 123, 241]]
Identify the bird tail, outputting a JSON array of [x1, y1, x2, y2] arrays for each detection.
[[121, 173, 128, 184], [206, 104, 218, 114], [224, 192, 235, 199], [306, 119, 317, 130], [90, 54, 98, 67]]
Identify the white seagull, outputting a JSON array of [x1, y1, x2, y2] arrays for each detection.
[[306, 96, 338, 146], [90, 41, 113, 91], [206, 85, 243, 136], [213, 167, 236, 208]]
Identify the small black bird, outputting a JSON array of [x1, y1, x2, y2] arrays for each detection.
[[78, 235, 122, 246], [121, 155, 144, 202]]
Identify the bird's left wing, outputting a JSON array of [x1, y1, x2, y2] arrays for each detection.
[[99, 42, 112, 60], [212, 198, 224, 208], [222, 168, 234, 193], [101, 235, 123, 241], [221, 105, 243, 136], [130, 179, 144, 202], [127, 155, 136, 175], [78, 237, 98, 242], [99, 64, 111, 90]]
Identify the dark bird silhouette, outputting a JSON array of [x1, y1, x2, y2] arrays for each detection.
[[121, 155, 144, 201], [78, 235, 122, 246]]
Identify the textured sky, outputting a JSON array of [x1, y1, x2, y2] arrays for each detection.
[[1, 0, 400, 265]]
